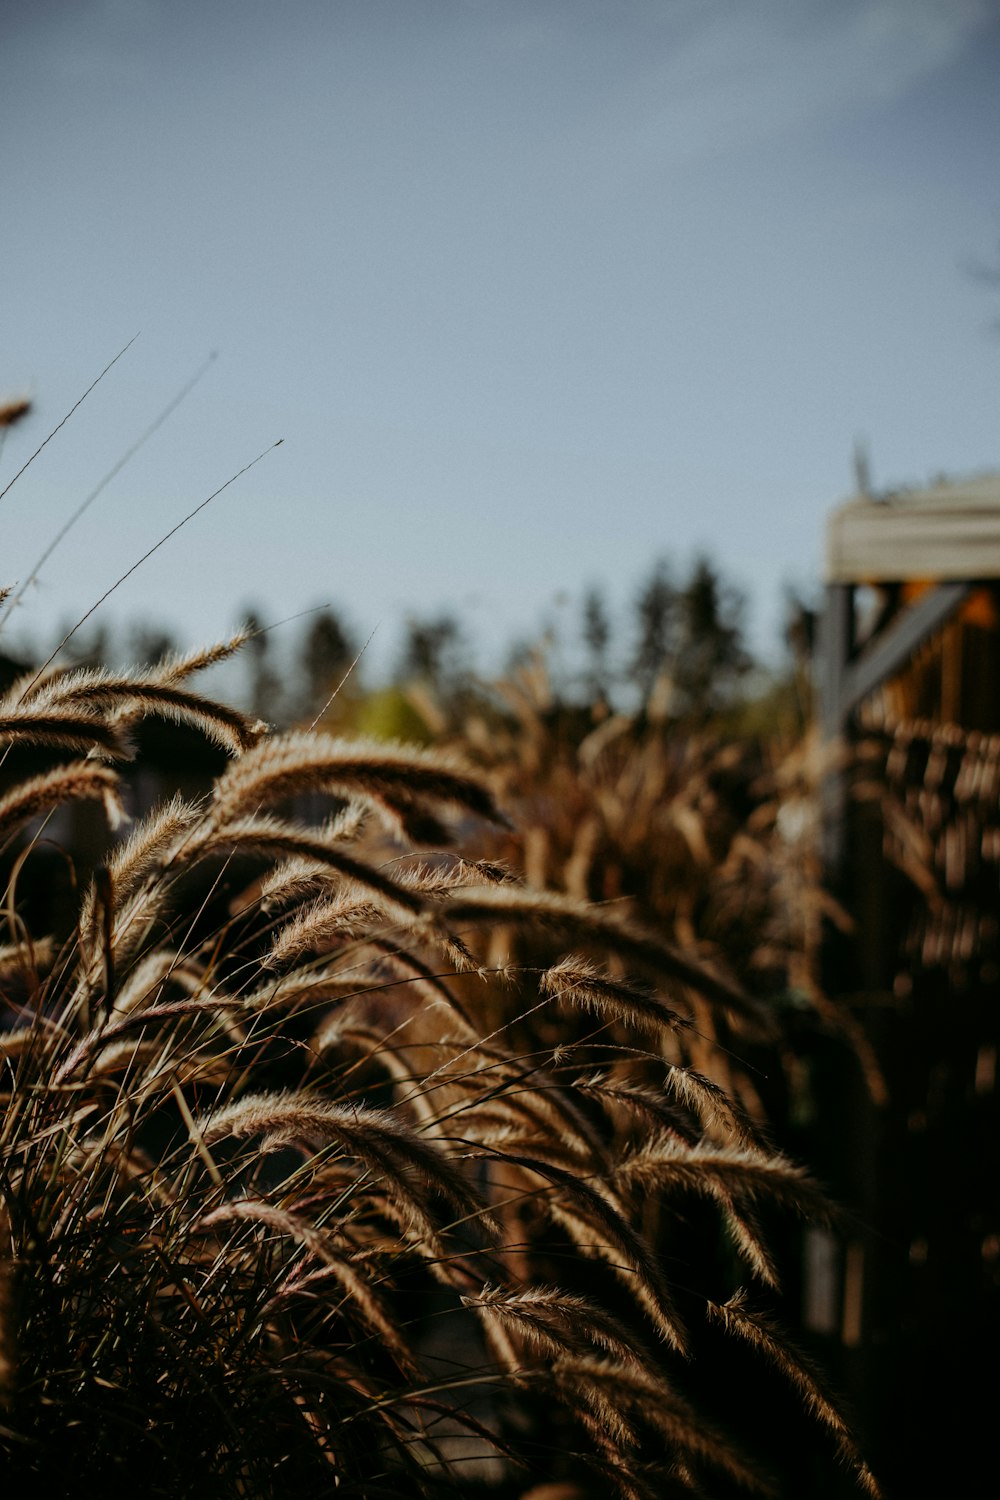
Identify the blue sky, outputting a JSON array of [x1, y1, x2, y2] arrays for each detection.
[[2, 0, 999, 679]]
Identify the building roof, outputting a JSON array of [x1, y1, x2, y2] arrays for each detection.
[[825, 472, 1000, 584]]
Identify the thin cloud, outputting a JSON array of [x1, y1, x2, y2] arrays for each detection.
[[542, 0, 992, 175]]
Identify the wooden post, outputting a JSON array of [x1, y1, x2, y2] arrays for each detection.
[[818, 582, 854, 876]]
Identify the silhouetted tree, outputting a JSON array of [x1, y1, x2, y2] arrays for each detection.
[[127, 622, 179, 668], [300, 608, 355, 716], [629, 556, 751, 721], [240, 605, 285, 725], [581, 585, 612, 705], [673, 555, 751, 718], [57, 621, 111, 670], [398, 612, 467, 695], [631, 561, 677, 707]]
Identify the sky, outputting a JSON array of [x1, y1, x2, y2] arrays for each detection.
[[2, 0, 1000, 682]]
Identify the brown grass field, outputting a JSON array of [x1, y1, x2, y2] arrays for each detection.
[[0, 391, 884, 1497]]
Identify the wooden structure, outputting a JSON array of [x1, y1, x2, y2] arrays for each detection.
[[815, 472, 1000, 1494], [822, 473, 1000, 859]]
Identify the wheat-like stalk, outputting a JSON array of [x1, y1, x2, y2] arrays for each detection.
[[0, 628, 878, 1497]]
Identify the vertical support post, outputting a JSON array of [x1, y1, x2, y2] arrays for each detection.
[[818, 582, 854, 876]]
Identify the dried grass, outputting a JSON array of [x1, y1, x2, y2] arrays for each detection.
[[0, 604, 877, 1489]]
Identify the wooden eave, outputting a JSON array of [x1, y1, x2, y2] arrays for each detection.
[[825, 473, 1000, 584]]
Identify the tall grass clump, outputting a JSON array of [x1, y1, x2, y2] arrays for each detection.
[[0, 643, 881, 1498], [0, 387, 877, 1497]]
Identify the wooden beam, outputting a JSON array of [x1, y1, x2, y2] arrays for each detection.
[[839, 581, 972, 719]]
